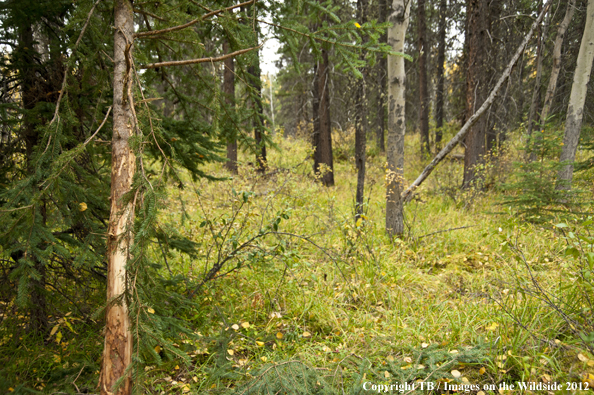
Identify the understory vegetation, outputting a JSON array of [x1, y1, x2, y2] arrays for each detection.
[[2, 127, 594, 394]]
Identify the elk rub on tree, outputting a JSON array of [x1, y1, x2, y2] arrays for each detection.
[[101, 0, 134, 393]]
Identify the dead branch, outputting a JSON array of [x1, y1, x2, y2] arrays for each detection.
[[139, 44, 261, 69], [401, 0, 552, 204]]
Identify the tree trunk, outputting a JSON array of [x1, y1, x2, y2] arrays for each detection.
[[385, 0, 410, 237], [462, 0, 490, 187], [375, 0, 387, 153], [540, 0, 576, 125], [355, 0, 368, 218], [100, 0, 134, 393], [557, 0, 594, 190], [223, 41, 238, 174], [248, 60, 267, 173], [435, 0, 447, 150], [527, 1, 551, 161], [313, 48, 334, 187], [417, 0, 430, 156]]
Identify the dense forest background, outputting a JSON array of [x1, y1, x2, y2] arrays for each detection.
[[1, 0, 594, 394]]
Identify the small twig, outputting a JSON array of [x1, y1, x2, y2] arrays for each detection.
[[417, 225, 475, 240]]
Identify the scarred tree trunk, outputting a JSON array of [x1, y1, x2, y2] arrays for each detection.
[[417, 0, 430, 156], [557, 0, 594, 190], [313, 48, 334, 187], [100, 0, 134, 393], [435, 0, 447, 150], [385, 0, 410, 237], [355, 0, 368, 218], [223, 41, 237, 174]]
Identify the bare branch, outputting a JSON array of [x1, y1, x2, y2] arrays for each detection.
[[401, 0, 553, 204], [134, 0, 255, 39], [139, 44, 261, 69]]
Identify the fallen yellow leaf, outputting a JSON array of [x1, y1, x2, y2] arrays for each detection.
[[227, 350, 234, 356], [384, 371, 391, 378], [79, 202, 87, 212], [256, 341, 265, 346], [578, 353, 588, 362], [241, 321, 250, 329], [302, 331, 311, 338], [231, 324, 239, 330], [261, 356, 268, 362], [479, 367, 486, 375], [421, 342, 429, 348], [451, 370, 461, 378], [147, 308, 155, 314], [276, 332, 283, 339]]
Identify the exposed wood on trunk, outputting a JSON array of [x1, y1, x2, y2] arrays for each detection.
[[401, 0, 552, 203], [355, 0, 368, 219], [434, 0, 447, 150], [100, 0, 134, 393], [223, 40, 238, 174], [417, 0, 430, 156], [557, 0, 594, 190], [385, 0, 410, 237]]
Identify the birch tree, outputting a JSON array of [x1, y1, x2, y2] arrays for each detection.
[[557, 0, 594, 189], [385, 0, 410, 237]]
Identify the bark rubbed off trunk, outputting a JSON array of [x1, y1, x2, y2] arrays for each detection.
[[223, 41, 237, 174], [385, 0, 410, 237], [557, 0, 594, 190], [101, 0, 134, 393]]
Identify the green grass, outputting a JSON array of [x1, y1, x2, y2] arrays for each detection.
[[2, 130, 594, 394]]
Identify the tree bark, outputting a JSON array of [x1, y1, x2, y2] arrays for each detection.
[[385, 0, 410, 237], [101, 0, 134, 393], [401, 0, 552, 202], [417, 0, 430, 156], [540, 0, 576, 126], [223, 41, 238, 174], [355, 0, 368, 218], [527, 1, 551, 161], [375, 0, 387, 153], [434, 0, 447, 150], [312, 48, 334, 187], [462, 0, 491, 187], [557, 0, 594, 190], [248, 58, 267, 173]]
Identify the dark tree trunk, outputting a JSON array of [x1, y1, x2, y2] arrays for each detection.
[[435, 0, 447, 150], [223, 41, 238, 174], [312, 49, 334, 186], [417, 0, 430, 156], [463, 0, 491, 187], [375, 0, 387, 153], [248, 60, 267, 173], [355, 0, 368, 218]]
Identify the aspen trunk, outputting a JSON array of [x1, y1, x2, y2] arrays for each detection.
[[101, 0, 134, 393], [375, 0, 387, 153], [385, 0, 410, 237], [557, 0, 594, 190]]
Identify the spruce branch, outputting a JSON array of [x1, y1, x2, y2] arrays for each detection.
[[133, 0, 255, 39]]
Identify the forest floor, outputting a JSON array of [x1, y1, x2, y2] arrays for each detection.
[[3, 129, 594, 394]]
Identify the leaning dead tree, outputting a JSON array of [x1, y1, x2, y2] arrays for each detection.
[[400, 0, 552, 204]]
